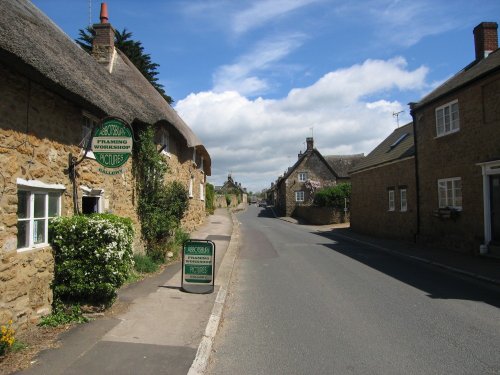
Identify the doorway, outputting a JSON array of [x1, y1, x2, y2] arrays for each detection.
[[491, 175, 500, 244]]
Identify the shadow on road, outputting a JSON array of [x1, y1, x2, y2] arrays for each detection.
[[313, 229, 500, 309]]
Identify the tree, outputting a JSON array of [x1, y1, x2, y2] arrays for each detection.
[[76, 26, 173, 104]]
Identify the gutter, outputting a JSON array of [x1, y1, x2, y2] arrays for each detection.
[[409, 105, 420, 243]]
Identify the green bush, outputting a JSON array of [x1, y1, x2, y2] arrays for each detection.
[[314, 183, 351, 208], [225, 193, 231, 207], [49, 214, 134, 306], [133, 254, 160, 273], [205, 183, 215, 214], [38, 303, 88, 327]]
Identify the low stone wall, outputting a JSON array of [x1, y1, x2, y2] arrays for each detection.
[[215, 194, 240, 208], [0, 247, 53, 331], [293, 206, 349, 225]]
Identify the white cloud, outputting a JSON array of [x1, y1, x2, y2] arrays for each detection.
[[232, 0, 322, 35], [213, 33, 306, 96], [176, 57, 428, 192]]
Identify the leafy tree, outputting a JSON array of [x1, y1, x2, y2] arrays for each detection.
[[76, 26, 173, 104], [314, 183, 351, 208]]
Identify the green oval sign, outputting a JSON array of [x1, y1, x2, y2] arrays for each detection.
[[91, 118, 133, 169]]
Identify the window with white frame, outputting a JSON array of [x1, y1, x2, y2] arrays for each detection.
[[81, 113, 98, 159], [436, 100, 459, 137], [192, 148, 197, 165], [400, 188, 407, 212], [298, 172, 307, 182], [17, 189, 61, 250], [189, 178, 194, 198], [199, 156, 204, 172], [200, 183, 205, 201], [157, 129, 170, 154], [388, 189, 395, 211], [295, 191, 305, 202], [438, 177, 462, 209]]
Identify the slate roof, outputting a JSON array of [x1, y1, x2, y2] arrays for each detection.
[[349, 122, 414, 174], [0, 0, 211, 174], [324, 154, 364, 178], [411, 48, 500, 109]]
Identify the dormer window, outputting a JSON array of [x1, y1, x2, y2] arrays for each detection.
[[192, 148, 197, 166], [436, 100, 459, 137], [156, 129, 170, 155]]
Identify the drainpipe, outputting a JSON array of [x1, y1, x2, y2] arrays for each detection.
[[409, 103, 420, 243]]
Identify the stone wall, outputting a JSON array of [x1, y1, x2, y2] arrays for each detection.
[[278, 152, 337, 216], [0, 63, 208, 329], [215, 194, 240, 208], [293, 206, 349, 225], [350, 158, 417, 241], [414, 72, 500, 253]]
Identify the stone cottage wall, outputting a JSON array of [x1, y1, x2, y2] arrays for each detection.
[[283, 152, 337, 216]]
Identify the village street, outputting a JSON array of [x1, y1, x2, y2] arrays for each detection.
[[207, 205, 500, 375]]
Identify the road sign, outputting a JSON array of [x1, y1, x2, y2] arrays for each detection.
[[182, 239, 215, 294]]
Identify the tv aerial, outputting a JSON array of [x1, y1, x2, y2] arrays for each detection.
[[393, 111, 404, 128]]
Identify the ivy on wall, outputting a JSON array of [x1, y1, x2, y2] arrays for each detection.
[[133, 125, 189, 261]]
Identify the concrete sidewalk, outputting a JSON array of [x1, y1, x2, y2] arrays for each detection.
[[274, 211, 500, 286], [19, 208, 239, 375]]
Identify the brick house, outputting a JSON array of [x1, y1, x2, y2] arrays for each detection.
[[349, 122, 417, 240], [275, 137, 363, 216], [410, 22, 500, 255], [0, 1, 210, 329]]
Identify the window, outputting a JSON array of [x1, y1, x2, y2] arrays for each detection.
[[295, 191, 305, 202], [189, 178, 194, 198], [200, 183, 205, 201], [388, 189, 395, 211], [400, 188, 407, 212], [81, 113, 98, 159], [436, 100, 459, 136], [200, 156, 204, 172], [438, 177, 462, 209], [298, 172, 307, 182], [158, 129, 170, 154], [192, 148, 197, 165], [81, 186, 103, 214], [17, 190, 61, 250]]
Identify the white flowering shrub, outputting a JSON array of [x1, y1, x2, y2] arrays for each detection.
[[50, 214, 134, 306]]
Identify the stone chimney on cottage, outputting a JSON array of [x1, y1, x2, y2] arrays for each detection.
[[306, 137, 314, 152], [473, 22, 498, 61], [92, 3, 116, 71]]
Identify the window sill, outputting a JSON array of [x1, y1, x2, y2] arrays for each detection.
[[161, 150, 171, 158], [17, 243, 52, 253], [434, 129, 460, 139]]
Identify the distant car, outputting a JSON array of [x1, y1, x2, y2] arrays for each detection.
[[258, 201, 267, 207]]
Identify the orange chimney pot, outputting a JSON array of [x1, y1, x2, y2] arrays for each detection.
[[100, 3, 109, 23]]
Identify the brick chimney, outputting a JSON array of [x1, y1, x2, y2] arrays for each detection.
[[473, 22, 498, 61], [92, 3, 115, 70], [306, 137, 314, 152]]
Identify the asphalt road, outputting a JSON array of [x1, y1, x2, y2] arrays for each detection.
[[207, 206, 500, 375]]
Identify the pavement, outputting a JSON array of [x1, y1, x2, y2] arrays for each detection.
[[19, 207, 240, 375], [16, 204, 499, 375], [274, 211, 500, 287]]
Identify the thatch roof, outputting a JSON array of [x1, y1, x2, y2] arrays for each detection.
[[0, 0, 211, 174]]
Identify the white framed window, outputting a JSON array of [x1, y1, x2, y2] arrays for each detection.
[[400, 188, 407, 212], [436, 100, 459, 137], [17, 189, 61, 251], [199, 156, 204, 172], [192, 148, 197, 165], [298, 172, 307, 182], [157, 128, 170, 155], [295, 191, 305, 202], [200, 183, 205, 201], [189, 178, 194, 198], [81, 113, 98, 159], [438, 177, 462, 209], [388, 189, 395, 211]]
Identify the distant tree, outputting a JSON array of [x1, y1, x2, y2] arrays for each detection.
[[76, 26, 173, 104]]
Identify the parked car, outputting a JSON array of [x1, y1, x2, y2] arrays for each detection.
[[258, 201, 267, 207]]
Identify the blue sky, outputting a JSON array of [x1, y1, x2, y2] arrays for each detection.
[[32, 0, 500, 192]]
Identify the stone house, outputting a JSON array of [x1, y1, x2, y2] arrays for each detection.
[[349, 122, 417, 241], [410, 22, 500, 255], [0, 1, 210, 329], [215, 174, 248, 207], [275, 137, 363, 216]]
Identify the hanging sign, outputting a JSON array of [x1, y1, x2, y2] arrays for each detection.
[[91, 117, 133, 175], [182, 239, 215, 294]]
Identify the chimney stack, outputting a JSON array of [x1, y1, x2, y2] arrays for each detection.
[[92, 3, 115, 70], [306, 137, 314, 151], [473, 22, 498, 61]]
